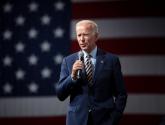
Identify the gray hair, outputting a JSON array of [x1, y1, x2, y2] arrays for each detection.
[[76, 20, 99, 34]]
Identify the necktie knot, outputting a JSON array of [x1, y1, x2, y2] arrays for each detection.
[[86, 54, 92, 59]]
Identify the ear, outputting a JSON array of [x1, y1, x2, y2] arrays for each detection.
[[95, 32, 99, 41]]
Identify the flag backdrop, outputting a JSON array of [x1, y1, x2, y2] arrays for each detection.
[[0, 0, 165, 125]]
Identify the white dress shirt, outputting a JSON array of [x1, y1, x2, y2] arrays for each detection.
[[82, 46, 97, 73]]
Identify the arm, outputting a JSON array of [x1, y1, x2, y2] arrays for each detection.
[[111, 56, 127, 124], [56, 58, 76, 101], [56, 57, 84, 101]]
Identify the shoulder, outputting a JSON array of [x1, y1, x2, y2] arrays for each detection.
[[107, 53, 119, 62], [63, 52, 78, 62], [98, 48, 119, 60], [60, 52, 78, 67], [98, 49, 121, 68]]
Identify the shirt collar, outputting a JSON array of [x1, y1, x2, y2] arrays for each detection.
[[82, 46, 97, 59]]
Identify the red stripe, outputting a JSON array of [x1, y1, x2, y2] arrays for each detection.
[[0, 116, 65, 125], [71, 38, 165, 55], [0, 114, 164, 125], [72, 1, 165, 19], [121, 114, 164, 125], [124, 76, 165, 94]]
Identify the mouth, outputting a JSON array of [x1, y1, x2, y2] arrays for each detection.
[[80, 44, 86, 48]]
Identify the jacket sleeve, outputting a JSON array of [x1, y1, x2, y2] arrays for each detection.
[[55, 58, 76, 101], [111, 56, 128, 124]]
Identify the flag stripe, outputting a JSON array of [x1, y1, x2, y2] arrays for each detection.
[[125, 76, 165, 94], [1, 114, 164, 125], [0, 116, 66, 125], [121, 114, 164, 125], [72, 1, 165, 19], [71, 38, 165, 55], [0, 97, 68, 117], [119, 56, 165, 76], [125, 94, 165, 114], [71, 18, 165, 39], [0, 94, 165, 117], [0, 114, 164, 125]]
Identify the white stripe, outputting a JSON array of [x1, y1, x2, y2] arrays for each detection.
[[71, 18, 165, 39], [0, 94, 165, 117], [125, 94, 165, 114], [119, 56, 165, 76], [0, 97, 69, 117]]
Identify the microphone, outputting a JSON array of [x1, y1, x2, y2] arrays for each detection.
[[77, 51, 84, 79]]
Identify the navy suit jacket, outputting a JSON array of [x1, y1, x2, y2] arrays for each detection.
[[56, 48, 127, 125]]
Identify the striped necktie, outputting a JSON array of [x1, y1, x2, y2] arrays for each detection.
[[85, 55, 93, 87]]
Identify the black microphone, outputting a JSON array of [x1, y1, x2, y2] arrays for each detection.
[[77, 51, 84, 79]]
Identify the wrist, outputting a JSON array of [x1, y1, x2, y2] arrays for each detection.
[[71, 74, 77, 81]]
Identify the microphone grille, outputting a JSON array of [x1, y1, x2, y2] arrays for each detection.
[[78, 51, 84, 60], [79, 51, 84, 57]]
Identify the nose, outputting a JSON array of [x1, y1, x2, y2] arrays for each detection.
[[80, 35, 85, 41]]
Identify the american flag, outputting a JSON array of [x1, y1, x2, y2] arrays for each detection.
[[0, 0, 165, 125], [0, 0, 70, 124]]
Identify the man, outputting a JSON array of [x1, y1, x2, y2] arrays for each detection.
[[56, 20, 127, 125]]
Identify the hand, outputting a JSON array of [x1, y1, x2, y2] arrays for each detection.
[[71, 60, 84, 80]]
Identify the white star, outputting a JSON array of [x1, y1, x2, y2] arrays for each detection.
[[41, 41, 51, 52], [15, 42, 25, 52], [15, 15, 25, 26], [3, 3, 12, 13], [41, 15, 51, 25], [53, 27, 64, 38], [29, 2, 38, 12], [28, 54, 38, 65], [54, 1, 65, 11], [3, 30, 12, 40], [28, 28, 38, 39], [3, 56, 12, 66], [16, 69, 25, 80], [54, 54, 63, 64], [3, 83, 13, 94], [28, 82, 38, 93], [41, 67, 51, 78]]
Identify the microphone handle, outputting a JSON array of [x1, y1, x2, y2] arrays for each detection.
[[77, 69, 81, 79], [77, 51, 84, 79]]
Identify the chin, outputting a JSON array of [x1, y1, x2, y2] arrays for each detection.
[[81, 47, 87, 51]]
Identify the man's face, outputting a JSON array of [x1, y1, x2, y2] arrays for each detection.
[[76, 23, 98, 53]]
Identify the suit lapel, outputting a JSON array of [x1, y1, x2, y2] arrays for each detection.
[[93, 49, 105, 84], [75, 49, 106, 84]]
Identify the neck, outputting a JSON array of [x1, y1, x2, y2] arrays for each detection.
[[85, 46, 96, 54]]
